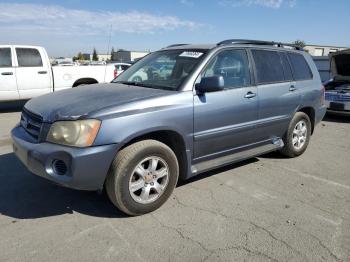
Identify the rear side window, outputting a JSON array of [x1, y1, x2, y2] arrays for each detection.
[[0, 48, 12, 67], [252, 50, 284, 84], [288, 53, 313, 80], [280, 52, 293, 81], [16, 48, 43, 67]]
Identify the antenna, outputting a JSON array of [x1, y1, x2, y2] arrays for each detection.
[[104, 24, 113, 81]]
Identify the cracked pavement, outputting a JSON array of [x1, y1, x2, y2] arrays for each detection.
[[0, 105, 349, 262]]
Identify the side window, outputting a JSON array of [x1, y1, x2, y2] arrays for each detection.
[[121, 65, 129, 70], [16, 48, 43, 67], [280, 52, 293, 81], [0, 48, 12, 67], [288, 53, 313, 80], [201, 49, 251, 89], [252, 50, 284, 84]]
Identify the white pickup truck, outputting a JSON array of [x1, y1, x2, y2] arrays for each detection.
[[0, 45, 116, 101]]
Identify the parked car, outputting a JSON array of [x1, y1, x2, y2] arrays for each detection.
[[111, 62, 131, 78], [324, 49, 350, 115], [12, 40, 326, 215], [312, 56, 331, 83], [0, 45, 115, 101]]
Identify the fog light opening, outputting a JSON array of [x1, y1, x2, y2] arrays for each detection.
[[52, 159, 68, 176]]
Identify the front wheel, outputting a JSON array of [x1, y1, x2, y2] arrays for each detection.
[[106, 140, 179, 216], [280, 112, 311, 158]]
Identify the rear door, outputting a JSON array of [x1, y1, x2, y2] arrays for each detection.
[[0, 46, 19, 100], [14, 47, 52, 99], [193, 48, 259, 160], [251, 49, 300, 141]]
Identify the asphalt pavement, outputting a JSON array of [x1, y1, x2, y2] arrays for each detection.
[[0, 103, 349, 262]]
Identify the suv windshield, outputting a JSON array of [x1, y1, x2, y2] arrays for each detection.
[[113, 49, 208, 90]]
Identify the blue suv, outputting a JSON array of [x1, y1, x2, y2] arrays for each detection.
[[12, 40, 326, 215]]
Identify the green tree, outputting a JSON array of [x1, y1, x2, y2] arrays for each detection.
[[92, 48, 98, 61], [293, 40, 306, 49], [73, 52, 84, 61]]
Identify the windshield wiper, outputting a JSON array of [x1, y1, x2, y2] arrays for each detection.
[[114, 81, 174, 90], [114, 81, 142, 86]]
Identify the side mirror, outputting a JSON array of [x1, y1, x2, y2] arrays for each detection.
[[195, 76, 225, 93]]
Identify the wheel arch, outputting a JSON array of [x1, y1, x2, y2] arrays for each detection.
[[72, 78, 98, 87], [118, 130, 190, 181], [297, 107, 315, 134]]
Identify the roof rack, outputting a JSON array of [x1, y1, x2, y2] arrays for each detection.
[[217, 39, 304, 50], [165, 44, 189, 48]]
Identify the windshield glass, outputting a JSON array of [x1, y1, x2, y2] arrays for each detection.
[[112, 49, 208, 90]]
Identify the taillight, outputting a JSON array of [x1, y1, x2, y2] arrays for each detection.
[[114, 69, 117, 78]]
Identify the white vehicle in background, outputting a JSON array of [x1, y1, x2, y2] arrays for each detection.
[[110, 62, 131, 78], [0, 45, 116, 101]]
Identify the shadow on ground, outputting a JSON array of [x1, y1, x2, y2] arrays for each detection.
[[0, 153, 127, 220], [0, 100, 27, 113], [323, 113, 350, 123], [0, 151, 261, 220]]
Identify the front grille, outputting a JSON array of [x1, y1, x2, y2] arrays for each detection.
[[20, 108, 43, 141]]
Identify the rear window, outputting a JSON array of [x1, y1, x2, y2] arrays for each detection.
[[16, 48, 43, 67], [0, 48, 12, 67], [288, 53, 313, 80], [121, 65, 129, 70], [252, 50, 284, 84]]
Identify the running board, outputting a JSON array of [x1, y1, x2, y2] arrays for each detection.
[[191, 139, 284, 175]]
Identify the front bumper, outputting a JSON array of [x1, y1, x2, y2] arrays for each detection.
[[11, 125, 118, 191]]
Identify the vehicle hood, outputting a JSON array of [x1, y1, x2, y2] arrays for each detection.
[[330, 49, 350, 79], [24, 83, 173, 122]]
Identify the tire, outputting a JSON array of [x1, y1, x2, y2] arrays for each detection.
[[106, 140, 179, 216], [280, 112, 311, 158]]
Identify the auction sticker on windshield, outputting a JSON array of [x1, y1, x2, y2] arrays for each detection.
[[179, 51, 203, 58]]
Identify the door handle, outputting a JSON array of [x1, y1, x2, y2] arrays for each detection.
[[289, 85, 297, 92], [38, 71, 47, 74], [1, 72, 13, 75], [244, 91, 256, 99]]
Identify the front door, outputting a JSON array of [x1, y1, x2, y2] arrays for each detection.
[[193, 49, 258, 160], [0, 46, 19, 100]]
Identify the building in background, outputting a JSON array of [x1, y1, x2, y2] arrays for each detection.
[[111, 50, 149, 63], [304, 44, 348, 56], [97, 54, 111, 61], [82, 53, 92, 61]]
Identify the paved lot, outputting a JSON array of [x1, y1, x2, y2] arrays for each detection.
[[0, 104, 349, 262]]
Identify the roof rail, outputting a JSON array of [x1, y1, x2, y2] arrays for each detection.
[[217, 39, 304, 50], [164, 44, 189, 48]]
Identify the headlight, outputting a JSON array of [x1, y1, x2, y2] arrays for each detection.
[[46, 119, 101, 147]]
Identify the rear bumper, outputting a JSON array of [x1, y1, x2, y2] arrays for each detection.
[[325, 100, 350, 115], [11, 125, 117, 191]]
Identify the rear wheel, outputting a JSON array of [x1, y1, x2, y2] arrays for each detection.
[[280, 112, 311, 157], [106, 140, 179, 216]]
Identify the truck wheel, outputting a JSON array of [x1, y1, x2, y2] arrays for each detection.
[[280, 112, 311, 158], [106, 140, 179, 216]]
